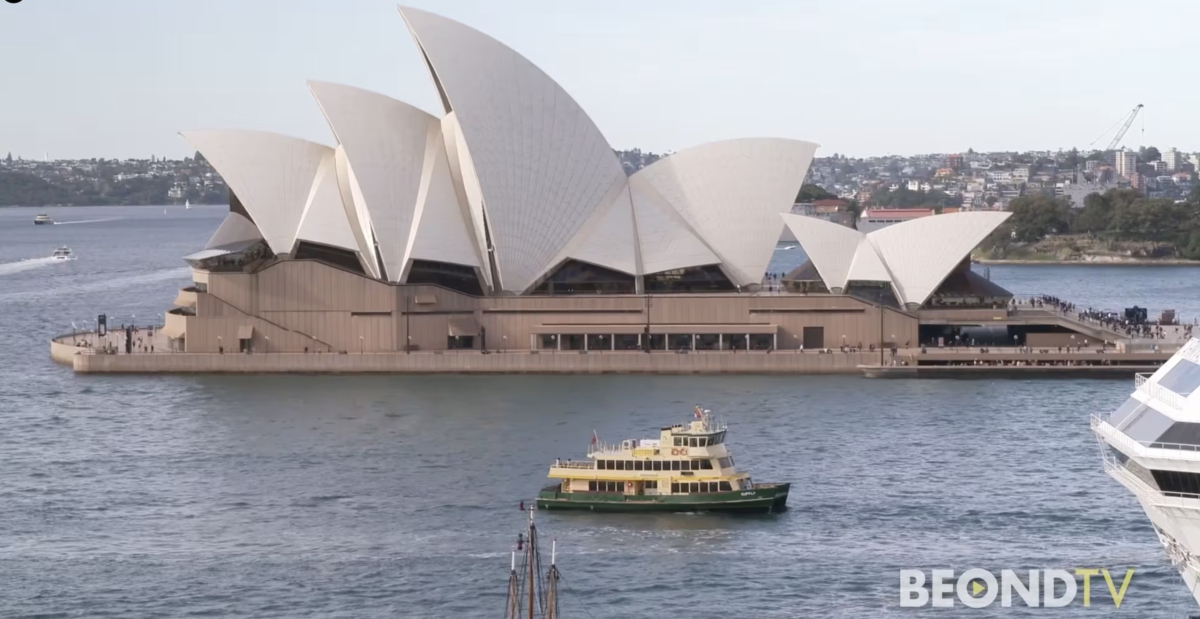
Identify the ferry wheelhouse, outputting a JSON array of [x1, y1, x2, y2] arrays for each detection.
[[537, 406, 789, 513]]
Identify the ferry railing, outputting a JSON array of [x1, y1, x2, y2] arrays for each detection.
[[552, 460, 596, 470]]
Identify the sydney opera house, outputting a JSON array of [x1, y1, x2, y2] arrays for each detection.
[[64, 6, 1099, 372]]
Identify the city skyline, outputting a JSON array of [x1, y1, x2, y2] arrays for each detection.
[[2, 0, 1198, 159]]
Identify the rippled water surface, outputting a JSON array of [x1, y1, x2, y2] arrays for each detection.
[[4, 206, 1200, 618]]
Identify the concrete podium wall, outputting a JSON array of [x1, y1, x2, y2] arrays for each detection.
[[71, 350, 878, 374]]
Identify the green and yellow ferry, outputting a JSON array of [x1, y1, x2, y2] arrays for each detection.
[[536, 406, 789, 513]]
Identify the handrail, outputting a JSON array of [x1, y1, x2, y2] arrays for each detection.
[[202, 288, 336, 352], [552, 461, 595, 469], [1135, 374, 1187, 411], [1093, 415, 1200, 456]]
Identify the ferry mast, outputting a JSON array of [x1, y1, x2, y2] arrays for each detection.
[[506, 508, 553, 619]]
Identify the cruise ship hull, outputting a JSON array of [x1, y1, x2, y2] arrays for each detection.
[[536, 483, 789, 513], [1092, 338, 1200, 610]]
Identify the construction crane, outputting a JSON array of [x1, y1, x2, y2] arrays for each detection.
[[1089, 104, 1144, 151]]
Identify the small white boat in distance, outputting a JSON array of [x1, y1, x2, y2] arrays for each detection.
[[34, 213, 53, 225], [51, 246, 76, 261], [185, 199, 191, 210]]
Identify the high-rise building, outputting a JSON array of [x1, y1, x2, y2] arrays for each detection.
[[1115, 149, 1138, 178], [1163, 148, 1182, 171]]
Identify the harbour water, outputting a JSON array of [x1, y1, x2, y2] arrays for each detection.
[[3, 205, 1200, 617]]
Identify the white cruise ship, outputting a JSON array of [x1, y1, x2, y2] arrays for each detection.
[[1092, 338, 1200, 607]]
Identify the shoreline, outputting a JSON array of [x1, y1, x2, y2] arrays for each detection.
[[976, 258, 1200, 266]]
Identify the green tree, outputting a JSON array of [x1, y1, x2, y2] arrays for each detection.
[[795, 183, 835, 202], [1007, 194, 1072, 242], [1140, 146, 1161, 162]]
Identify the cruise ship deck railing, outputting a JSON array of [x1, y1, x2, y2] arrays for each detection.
[[1135, 372, 1188, 411], [1103, 460, 1200, 507], [1092, 415, 1200, 456]]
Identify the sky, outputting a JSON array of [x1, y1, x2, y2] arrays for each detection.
[[1, 0, 1196, 160]]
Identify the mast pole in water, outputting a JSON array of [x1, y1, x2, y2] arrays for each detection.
[[527, 509, 536, 619], [506, 550, 518, 619], [546, 538, 558, 619]]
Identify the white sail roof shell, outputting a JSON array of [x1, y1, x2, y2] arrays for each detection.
[[629, 173, 721, 275], [868, 210, 1011, 306], [399, 6, 629, 293], [629, 138, 818, 287], [181, 129, 329, 255], [778, 213, 859, 292], [546, 185, 640, 280], [204, 211, 262, 250], [405, 123, 483, 273], [308, 80, 445, 282], [332, 145, 381, 279], [781, 210, 1011, 306], [295, 150, 359, 253]]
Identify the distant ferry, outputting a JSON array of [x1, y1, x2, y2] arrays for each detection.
[[51, 246, 76, 261], [537, 406, 789, 513], [34, 214, 53, 225], [185, 200, 191, 210]]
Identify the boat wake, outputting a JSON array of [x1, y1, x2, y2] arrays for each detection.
[[54, 218, 122, 226], [0, 257, 59, 277], [0, 267, 191, 302], [775, 245, 797, 251]]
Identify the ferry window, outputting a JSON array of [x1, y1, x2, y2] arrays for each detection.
[[688, 438, 697, 448], [634, 461, 644, 471], [588, 481, 597, 491], [698, 437, 708, 447], [701, 460, 713, 470], [700, 482, 708, 493], [719, 481, 732, 492], [690, 483, 699, 493], [671, 461, 680, 471], [671, 483, 680, 493], [645, 480, 657, 490], [598, 460, 607, 470], [681, 460, 691, 471], [674, 437, 683, 447], [652, 461, 661, 471]]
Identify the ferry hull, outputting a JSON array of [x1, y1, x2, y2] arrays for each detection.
[[536, 483, 789, 514]]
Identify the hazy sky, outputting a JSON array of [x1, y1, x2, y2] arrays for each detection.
[[1, 0, 1195, 160]]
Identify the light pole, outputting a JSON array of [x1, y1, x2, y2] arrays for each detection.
[[359, 336, 364, 354], [793, 334, 799, 353], [217, 335, 223, 354], [407, 335, 412, 355], [502, 335, 508, 353], [264, 335, 269, 353]]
